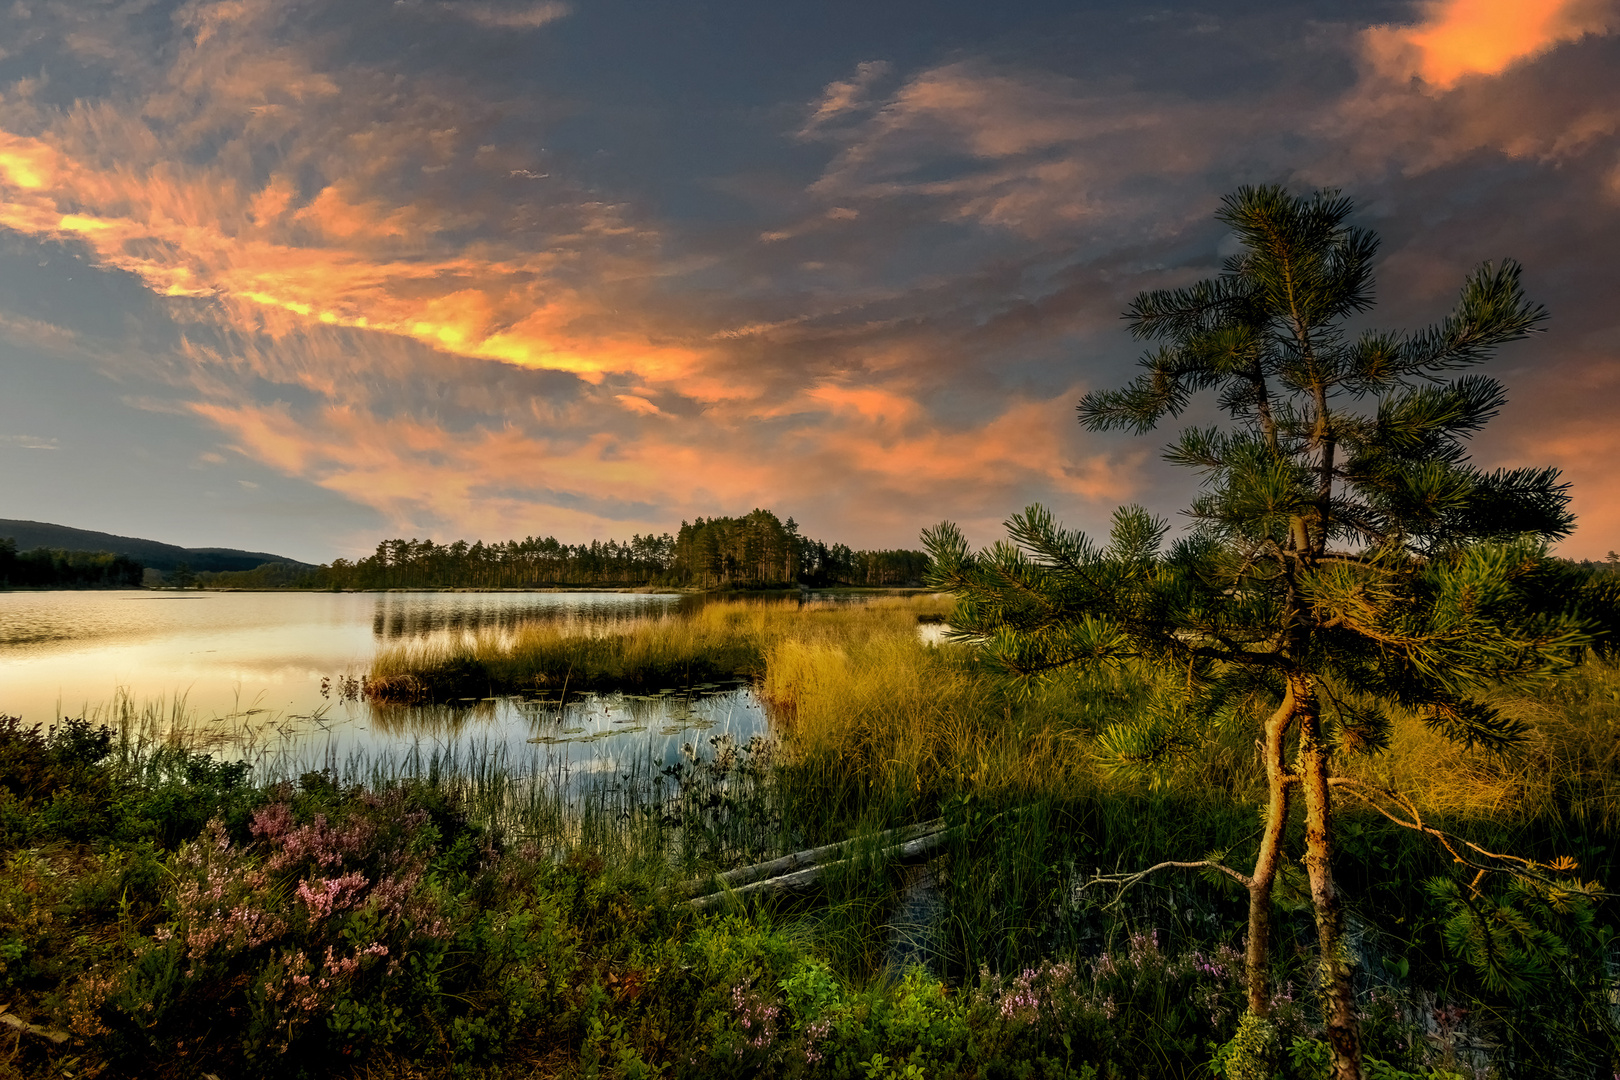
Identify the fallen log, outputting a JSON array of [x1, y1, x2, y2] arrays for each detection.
[[0, 1010, 69, 1045], [689, 828, 950, 911], [672, 818, 944, 899]]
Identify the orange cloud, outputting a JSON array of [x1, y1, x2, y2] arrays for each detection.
[[1509, 418, 1620, 560], [614, 393, 664, 416], [1365, 0, 1618, 88], [184, 394, 784, 540], [0, 5, 704, 391], [795, 395, 1141, 501], [0, 146, 699, 381], [801, 382, 924, 426], [0, 7, 1162, 554]]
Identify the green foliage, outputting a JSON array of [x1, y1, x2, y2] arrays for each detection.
[[196, 560, 315, 589], [926, 184, 1587, 722], [1210, 1010, 1282, 1080], [925, 184, 1607, 1077], [1287, 1038, 1466, 1080], [1423, 872, 1601, 999], [8, 591, 1620, 1076], [247, 510, 929, 591]]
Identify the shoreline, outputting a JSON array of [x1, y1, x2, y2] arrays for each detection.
[[3, 585, 936, 595]]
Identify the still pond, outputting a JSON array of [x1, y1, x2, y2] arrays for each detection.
[[0, 590, 769, 780]]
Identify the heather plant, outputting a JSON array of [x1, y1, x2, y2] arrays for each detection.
[[73, 791, 454, 1070], [966, 931, 1301, 1078]]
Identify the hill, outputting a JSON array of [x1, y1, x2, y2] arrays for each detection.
[[0, 519, 310, 573]]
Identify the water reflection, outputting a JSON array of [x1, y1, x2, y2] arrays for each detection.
[[366, 592, 687, 641], [268, 684, 773, 813], [0, 589, 816, 836], [0, 590, 684, 728], [362, 683, 760, 761]]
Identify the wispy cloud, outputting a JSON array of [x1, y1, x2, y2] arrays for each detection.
[[0, 3, 686, 388], [0, 434, 59, 450], [437, 2, 572, 31], [1326, 3, 1620, 180], [796, 59, 1302, 238], [800, 60, 892, 136]]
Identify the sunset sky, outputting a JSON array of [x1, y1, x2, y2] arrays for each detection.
[[1, 0, 1617, 563]]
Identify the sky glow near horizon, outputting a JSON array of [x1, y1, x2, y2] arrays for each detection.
[[0, 0, 1617, 563]]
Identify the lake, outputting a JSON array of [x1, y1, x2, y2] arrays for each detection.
[[0, 590, 771, 783]]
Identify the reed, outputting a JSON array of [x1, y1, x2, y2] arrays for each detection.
[[366, 594, 953, 699]]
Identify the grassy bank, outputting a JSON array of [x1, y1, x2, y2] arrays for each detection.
[[754, 607, 1620, 1074], [363, 597, 1620, 1072], [0, 717, 1290, 1080], [4, 599, 1619, 1077]]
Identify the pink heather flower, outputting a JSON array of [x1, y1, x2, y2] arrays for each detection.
[[295, 871, 369, 919], [250, 802, 294, 844]]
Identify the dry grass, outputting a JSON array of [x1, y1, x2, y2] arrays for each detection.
[[367, 592, 1620, 839], [760, 604, 1620, 841], [1338, 657, 1620, 830], [762, 632, 1108, 803], [367, 595, 953, 698]]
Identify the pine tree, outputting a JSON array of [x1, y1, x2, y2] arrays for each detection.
[[924, 186, 1599, 1080]]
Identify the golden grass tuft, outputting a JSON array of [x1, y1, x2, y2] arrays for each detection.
[[367, 595, 954, 699], [1338, 658, 1620, 830]]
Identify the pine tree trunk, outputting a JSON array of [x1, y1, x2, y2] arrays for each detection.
[[1245, 683, 1297, 1016], [1296, 675, 1363, 1080]]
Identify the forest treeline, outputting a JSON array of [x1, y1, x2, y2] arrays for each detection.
[[196, 509, 931, 590], [0, 538, 143, 588]]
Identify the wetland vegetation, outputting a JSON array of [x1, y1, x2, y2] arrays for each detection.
[[5, 593, 1620, 1079]]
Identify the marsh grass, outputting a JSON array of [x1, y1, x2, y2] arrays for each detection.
[[366, 596, 1620, 933], [367, 595, 953, 701], [70, 598, 1620, 1074], [744, 599, 1620, 1069], [169, 597, 1620, 952]]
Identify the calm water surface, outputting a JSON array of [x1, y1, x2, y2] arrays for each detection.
[[0, 590, 769, 777]]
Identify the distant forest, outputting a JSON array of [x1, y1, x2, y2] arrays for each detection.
[[1577, 552, 1620, 574], [0, 538, 143, 588], [7, 522, 1618, 594], [197, 509, 931, 590]]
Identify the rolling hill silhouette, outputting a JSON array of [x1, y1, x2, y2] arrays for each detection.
[[0, 520, 310, 573]]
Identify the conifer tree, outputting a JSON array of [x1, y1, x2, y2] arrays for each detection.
[[924, 186, 1599, 1080]]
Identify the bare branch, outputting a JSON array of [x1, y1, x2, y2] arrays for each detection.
[[1327, 777, 1560, 881], [1077, 858, 1253, 910]]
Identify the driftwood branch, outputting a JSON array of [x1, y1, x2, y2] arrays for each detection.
[[673, 819, 944, 899], [688, 825, 949, 911], [0, 1011, 69, 1045]]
